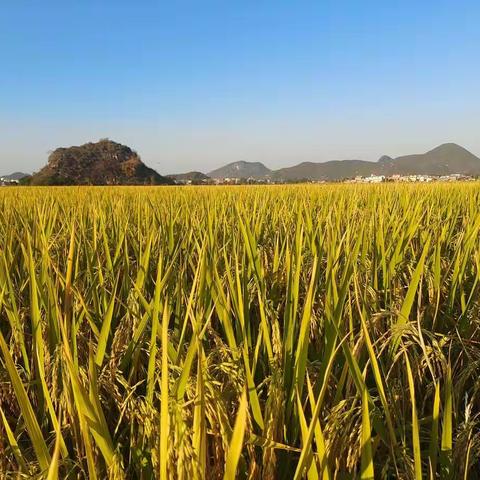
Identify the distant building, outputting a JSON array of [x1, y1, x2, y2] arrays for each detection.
[[363, 175, 385, 183], [0, 177, 20, 186], [347, 173, 473, 184]]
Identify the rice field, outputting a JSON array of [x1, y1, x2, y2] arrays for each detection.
[[0, 184, 479, 479]]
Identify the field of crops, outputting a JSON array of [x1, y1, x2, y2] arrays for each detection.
[[0, 184, 479, 479]]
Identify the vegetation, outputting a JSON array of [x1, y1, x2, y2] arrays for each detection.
[[0, 184, 479, 479]]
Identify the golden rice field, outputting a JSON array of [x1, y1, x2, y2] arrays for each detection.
[[0, 184, 480, 479]]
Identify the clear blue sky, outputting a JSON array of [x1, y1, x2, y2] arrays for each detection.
[[2, 0, 479, 174]]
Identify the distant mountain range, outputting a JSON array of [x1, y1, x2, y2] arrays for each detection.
[[7, 142, 480, 186], [202, 143, 480, 181]]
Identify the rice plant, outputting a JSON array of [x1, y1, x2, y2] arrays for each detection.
[[0, 184, 479, 479]]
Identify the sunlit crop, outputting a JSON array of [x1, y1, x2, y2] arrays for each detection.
[[0, 184, 479, 479]]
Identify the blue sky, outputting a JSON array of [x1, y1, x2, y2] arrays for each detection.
[[1, 0, 479, 174]]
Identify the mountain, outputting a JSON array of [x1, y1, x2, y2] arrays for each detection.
[[30, 139, 173, 186], [377, 155, 394, 164], [378, 143, 480, 176], [208, 161, 272, 179], [272, 143, 480, 181], [167, 171, 210, 183], [273, 159, 375, 181], [0, 172, 30, 181]]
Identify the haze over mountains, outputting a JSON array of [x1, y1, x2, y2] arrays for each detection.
[[5, 142, 480, 185]]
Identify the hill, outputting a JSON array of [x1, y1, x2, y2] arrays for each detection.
[[272, 143, 480, 181], [0, 172, 30, 182], [378, 143, 480, 176], [208, 161, 271, 179], [273, 159, 374, 181], [30, 139, 173, 186], [167, 171, 210, 183]]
